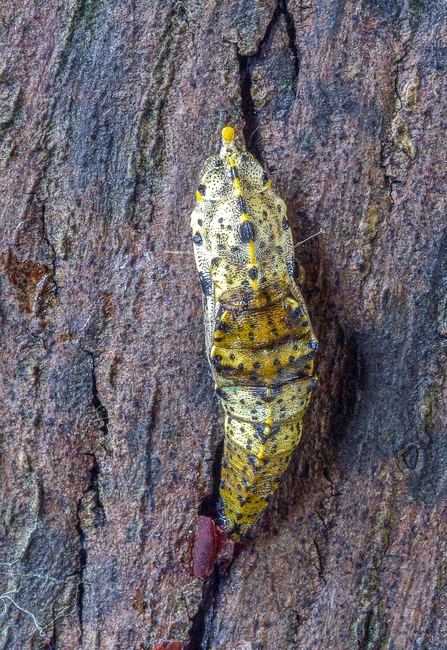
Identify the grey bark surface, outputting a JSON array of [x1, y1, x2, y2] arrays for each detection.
[[0, 1, 446, 649]]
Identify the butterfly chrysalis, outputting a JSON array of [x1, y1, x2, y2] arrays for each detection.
[[191, 127, 318, 540]]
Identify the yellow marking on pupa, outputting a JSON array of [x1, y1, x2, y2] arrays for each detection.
[[222, 126, 235, 143]]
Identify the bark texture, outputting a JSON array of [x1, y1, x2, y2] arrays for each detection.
[[0, 1, 446, 649]]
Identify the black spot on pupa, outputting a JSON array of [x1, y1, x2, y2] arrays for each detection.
[[273, 359, 281, 366], [308, 378, 318, 391], [282, 217, 290, 230], [230, 166, 239, 180], [262, 172, 269, 185], [238, 196, 247, 213], [277, 204, 282, 212], [220, 480, 225, 488], [215, 158, 223, 167], [241, 154, 248, 163], [253, 362, 261, 369], [198, 184, 206, 195], [247, 455, 259, 468], [308, 339, 318, 351], [198, 219, 203, 226], [238, 363, 244, 370], [292, 306, 304, 319], [193, 232, 203, 245], [270, 425, 280, 436], [216, 387, 228, 401], [239, 221, 255, 243], [222, 459, 228, 468], [211, 257, 219, 268], [276, 245, 283, 254], [248, 267, 258, 280], [254, 424, 268, 444], [232, 523, 243, 538], [215, 319, 229, 332]]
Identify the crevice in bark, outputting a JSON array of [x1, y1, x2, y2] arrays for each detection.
[[75, 503, 87, 644], [87, 352, 109, 438], [356, 606, 386, 650], [197, 440, 224, 521], [142, 383, 160, 530], [237, 52, 261, 159], [313, 538, 327, 584], [237, 0, 300, 160], [47, 606, 57, 649], [379, 35, 413, 212], [186, 567, 226, 650], [281, 0, 300, 79], [379, 116, 394, 211], [86, 452, 106, 526], [39, 202, 59, 305]]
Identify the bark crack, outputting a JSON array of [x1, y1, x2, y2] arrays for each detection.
[[313, 538, 326, 584], [75, 502, 87, 644], [87, 351, 109, 438], [237, 0, 300, 160], [186, 568, 227, 650], [74, 451, 105, 643], [379, 35, 413, 213]]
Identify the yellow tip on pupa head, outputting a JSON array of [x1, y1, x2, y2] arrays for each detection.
[[222, 126, 235, 143]]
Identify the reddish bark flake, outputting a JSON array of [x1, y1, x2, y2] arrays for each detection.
[[153, 642, 183, 650], [193, 515, 235, 578], [193, 515, 219, 578]]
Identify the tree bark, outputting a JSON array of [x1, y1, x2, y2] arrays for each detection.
[[1, 1, 446, 649]]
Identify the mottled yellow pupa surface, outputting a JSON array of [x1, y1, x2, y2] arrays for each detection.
[[191, 127, 318, 540]]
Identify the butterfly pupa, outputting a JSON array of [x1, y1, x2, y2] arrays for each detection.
[[191, 126, 318, 541]]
